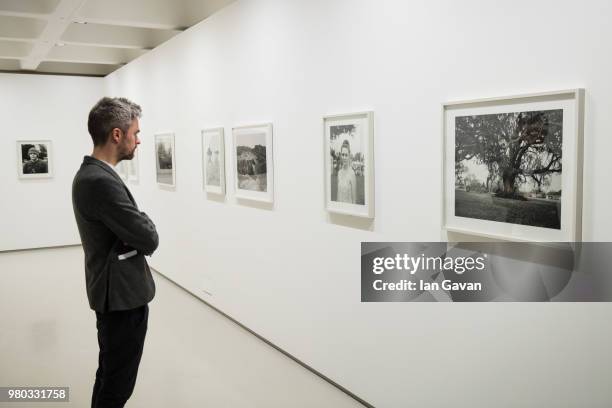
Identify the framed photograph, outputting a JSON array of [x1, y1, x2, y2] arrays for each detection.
[[116, 160, 128, 180], [202, 127, 225, 195], [17, 140, 53, 179], [324, 111, 374, 218], [232, 123, 273, 202], [127, 149, 139, 182], [155, 133, 176, 187], [443, 89, 584, 242]]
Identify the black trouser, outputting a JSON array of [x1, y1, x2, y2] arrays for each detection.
[[92, 304, 149, 408]]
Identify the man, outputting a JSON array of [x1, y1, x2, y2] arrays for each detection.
[[23, 146, 48, 174], [72, 97, 159, 408]]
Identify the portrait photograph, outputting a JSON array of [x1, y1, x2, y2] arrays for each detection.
[[155, 133, 176, 187], [443, 90, 584, 241], [324, 112, 374, 218], [202, 128, 225, 195], [17, 140, 52, 179], [232, 123, 273, 202]]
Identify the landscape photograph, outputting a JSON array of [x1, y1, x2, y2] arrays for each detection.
[[235, 132, 267, 192]]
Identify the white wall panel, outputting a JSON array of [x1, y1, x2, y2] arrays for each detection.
[[101, 1, 612, 407], [0, 73, 103, 251]]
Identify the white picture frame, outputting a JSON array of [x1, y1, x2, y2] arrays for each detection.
[[232, 123, 273, 203], [17, 140, 53, 179], [202, 127, 226, 195], [442, 89, 585, 242], [324, 111, 375, 218], [155, 132, 176, 188]]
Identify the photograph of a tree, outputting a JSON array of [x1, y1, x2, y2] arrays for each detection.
[[235, 137, 267, 192], [156, 142, 173, 169], [454, 109, 563, 229]]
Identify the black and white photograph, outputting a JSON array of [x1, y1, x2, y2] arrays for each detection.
[[17, 140, 52, 179], [454, 109, 563, 229], [324, 112, 374, 218], [330, 124, 365, 205], [202, 128, 225, 195], [236, 133, 266, 191], [232, 124, 273, 202], [155, 133, 175, 187], [443, 90, 584, 242]]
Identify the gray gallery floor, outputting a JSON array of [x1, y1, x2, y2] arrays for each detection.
[[0, 246, 362, 408]]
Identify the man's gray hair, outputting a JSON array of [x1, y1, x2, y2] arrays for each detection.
[[88, 97, 142, 146]]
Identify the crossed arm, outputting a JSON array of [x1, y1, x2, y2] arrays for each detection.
[[93, 177, 159, 255]]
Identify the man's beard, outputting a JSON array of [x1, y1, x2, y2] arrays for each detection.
[[120, 146, 136, 161]]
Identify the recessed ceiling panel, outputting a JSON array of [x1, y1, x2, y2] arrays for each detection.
[[0, 40, 34, 58], [0, 58, 21, 71], [0, 16, 47, 40], [0, 0, 60, 16], [76, 0, 194, 30], [36, 61, 121, 76], [47, 44, 147, 64], [61, 22, 179, 49]]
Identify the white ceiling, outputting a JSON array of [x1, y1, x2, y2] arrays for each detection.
[[0, 0, 235, 76]]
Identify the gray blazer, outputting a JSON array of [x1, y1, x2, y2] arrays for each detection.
[[72, 156, 159, 312]]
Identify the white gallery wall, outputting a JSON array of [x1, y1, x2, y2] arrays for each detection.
[[0, 74, 103, 252], [103, 0, 612, 407], [103, 1, 612, 407]]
